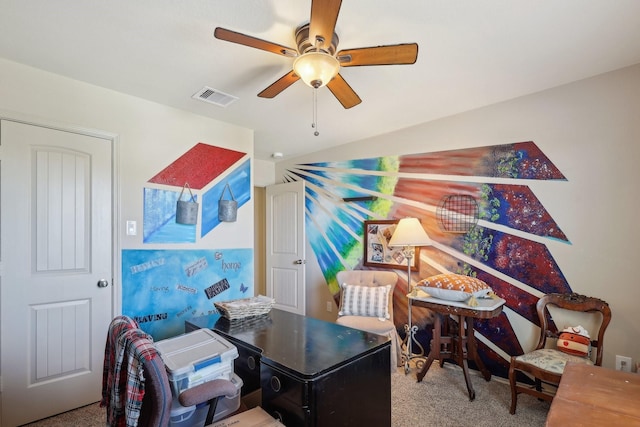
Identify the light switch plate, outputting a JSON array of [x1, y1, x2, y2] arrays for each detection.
[[126, 220, 137, 236], [615, 355, 632, 372]]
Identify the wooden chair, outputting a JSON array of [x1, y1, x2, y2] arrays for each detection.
[[336, 270, 401, 371], [508, 293, 611, 414]]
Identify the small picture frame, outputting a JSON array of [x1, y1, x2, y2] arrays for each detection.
[[363, 220, 419, 270]]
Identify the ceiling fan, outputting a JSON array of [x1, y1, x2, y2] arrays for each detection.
[[214, 0, 418, 109]]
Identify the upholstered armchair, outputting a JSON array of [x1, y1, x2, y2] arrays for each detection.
[[335, 270, 401, 371]]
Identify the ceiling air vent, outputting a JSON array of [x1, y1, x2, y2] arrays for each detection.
[[192, 86, 238, 107]]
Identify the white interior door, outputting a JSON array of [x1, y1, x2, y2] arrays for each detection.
[[266, 181, 305, 315], [0, 120, 114, 426]]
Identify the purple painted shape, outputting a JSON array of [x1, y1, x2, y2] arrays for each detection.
[[484, 184, 568, 242], [474, 312, 522, 356], [475, 272, 541, 327]]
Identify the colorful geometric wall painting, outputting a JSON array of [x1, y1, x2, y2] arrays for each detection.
[[282, 141, 568, 378], [380, 141, 565, 180], [122, 248, 253, 340], [148, 142, 246, 189], [143, 143, 250, 243], [201, 159, 251, 238], [143, 187, 197, 243], [129, 144, 253, 342]]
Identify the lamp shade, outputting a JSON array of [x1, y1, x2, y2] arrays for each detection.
[[293, 51, 340, 88], [388, 218, 431, 247]]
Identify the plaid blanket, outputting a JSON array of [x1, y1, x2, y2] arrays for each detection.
[[101, 316, 157, 427], [101, 316, 138, 409]]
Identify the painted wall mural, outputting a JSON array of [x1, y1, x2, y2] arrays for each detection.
[[281, 141, 568, 378], [125, 143, 254, 342], [200, 160, 251, 238], [143, 143, 251, 243], [122, 249, 253, 340], [143, 187, 198, 243]]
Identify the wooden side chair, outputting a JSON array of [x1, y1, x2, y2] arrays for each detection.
[[508, 293, 611, 414]]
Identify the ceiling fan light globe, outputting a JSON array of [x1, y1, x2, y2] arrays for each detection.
[[293, 52, 340, 89]]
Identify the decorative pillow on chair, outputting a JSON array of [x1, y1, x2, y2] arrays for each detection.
[[557, 326, 591, 358], [416, 273, 492, 304], [339, 284, 391, 319]]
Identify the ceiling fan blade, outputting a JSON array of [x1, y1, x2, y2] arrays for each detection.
[[337, 43, 418, 66], [326, 74, 361, 109], [309, 0, 342, 51], [214, 27, 297, 57], [258, 71, 301, 98]]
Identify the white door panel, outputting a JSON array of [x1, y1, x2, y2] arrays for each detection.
[[266, 181, 305, 315], [1, 120, 114, 426]]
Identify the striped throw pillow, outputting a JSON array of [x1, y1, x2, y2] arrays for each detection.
[[339, 284, 391, 319]]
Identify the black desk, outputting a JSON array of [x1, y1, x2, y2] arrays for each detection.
[[186, 309, 391, 427]]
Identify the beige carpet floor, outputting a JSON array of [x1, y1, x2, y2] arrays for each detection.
[[23, 363, 550, 426], [390, 363, 550, 427]]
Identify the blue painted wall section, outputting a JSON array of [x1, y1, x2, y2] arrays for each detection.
[[143, 187, 197, 243], [122, 248, 253, 340], [201, 159, 251, 238]]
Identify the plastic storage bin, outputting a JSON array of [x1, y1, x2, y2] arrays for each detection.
[[169, 373, 243, 427], [156, 328, 239, 398], [169, 401, 198, 427]]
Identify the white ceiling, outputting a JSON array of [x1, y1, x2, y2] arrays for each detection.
[[1, 1, 640, 161]]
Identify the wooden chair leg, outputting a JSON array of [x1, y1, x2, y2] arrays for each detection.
[[508, 358, 517, 415]]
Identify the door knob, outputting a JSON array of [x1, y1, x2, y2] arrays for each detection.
[[294, 259, 306, 265], [97, 279, 109, 288]]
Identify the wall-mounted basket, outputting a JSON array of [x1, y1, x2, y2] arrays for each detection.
[[436, 195, 479, 233], [176, 183, 198, 225], [219, 182, 237, 222]]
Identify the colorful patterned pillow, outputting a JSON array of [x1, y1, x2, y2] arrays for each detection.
[[339, 284, 391, 319], [416, 274, 492, 302], [557, 329, 591, 358]]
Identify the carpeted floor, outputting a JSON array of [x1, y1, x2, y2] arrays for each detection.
[[390, 363, 550, 427], [24, 363, 550, 426]]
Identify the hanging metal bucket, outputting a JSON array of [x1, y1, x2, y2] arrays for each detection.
[[176, 183, 198, 225], [219, 182, 237, 222]]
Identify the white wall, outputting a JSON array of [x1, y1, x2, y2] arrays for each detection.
[[254, 159, 276, 187], [0, 57, 255, 301], [278, 63, 640, 370]]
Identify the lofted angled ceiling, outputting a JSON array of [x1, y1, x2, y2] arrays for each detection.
[[1, 0, 639, 161]]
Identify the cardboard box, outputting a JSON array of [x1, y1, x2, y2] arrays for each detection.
[[208, 407, 284, 427]]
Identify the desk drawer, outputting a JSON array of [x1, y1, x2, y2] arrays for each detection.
[[261, 363, 310, 427], [232, 341, 261, 396]]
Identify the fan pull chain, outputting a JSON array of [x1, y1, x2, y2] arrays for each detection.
[[312, 88, 319, 136]]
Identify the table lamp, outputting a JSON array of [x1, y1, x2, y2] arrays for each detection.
[[388, 217, 431, 373]]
